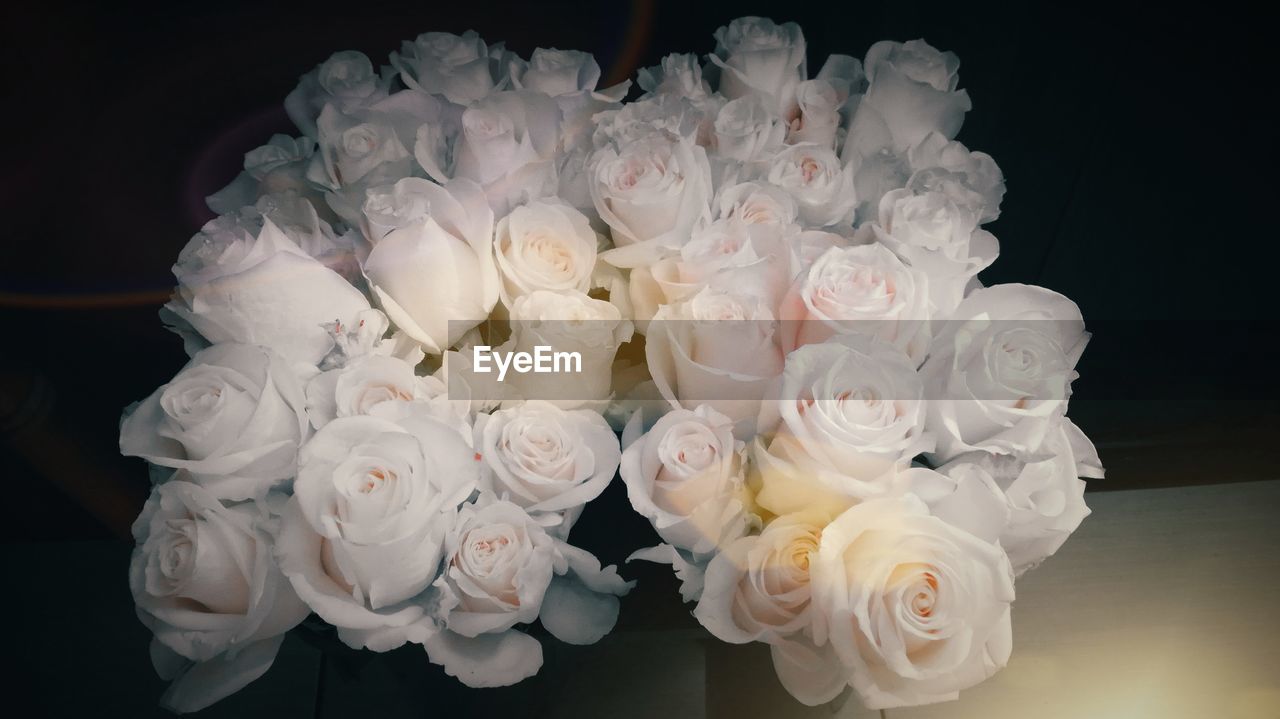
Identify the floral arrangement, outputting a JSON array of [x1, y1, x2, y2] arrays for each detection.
[[119, 15, 1103, 714]]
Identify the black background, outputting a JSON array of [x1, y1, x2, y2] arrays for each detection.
[[0, 0, 1276, 714]]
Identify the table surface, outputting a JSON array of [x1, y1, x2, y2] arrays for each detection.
[[8, 479, 1278, 718]]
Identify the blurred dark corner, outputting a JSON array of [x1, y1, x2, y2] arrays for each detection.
[[0, 0, 1275, 547]]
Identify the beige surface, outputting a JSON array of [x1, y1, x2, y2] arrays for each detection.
[[580, 481, 1280, 719], [882, 480, 1280, 719]]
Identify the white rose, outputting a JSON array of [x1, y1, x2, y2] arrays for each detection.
[[390, 31, 507, 105], [859, 39, 972, 150], [285, 50, 388, 138], [766, 143, 858, 229], [474, 400, 620, 529], [592, 93, 719, 149], [316, 307, 426, 372], [307, 92, 446, 227], [247, 194, 361, 281], [426, 499, 632, 687], [628, 210, 793, 330], [908, 132, 1005, 224], [494, 199, 600, 308], [709, 16, 807, 115], [504, 290, 627, 406], [620, 405, 750, 555], [874, 186, 998, 314], [275, 410, 478, 651], [715, 181, 799, 229], [361, 177, 446, 242], [814, 53, 867, 110], [757, 333, 933, 493], [777, 243, 932, 362], [647, 286, 784, 434], [694, 511, 825, 644], [712, 95, 787, 163], [590, 133, 713, 263], [939, 418, 1103, 575], [363, 178, 500, 354], [205, 135, 318, 215], [163, 216, 371, 367], [786, 79, 842, 150], [637, 53, 712, 99], [418, 90, 562, 216], [921, 283, 1089, 462], [308, 102, 412, 190], [130, 479, 309, 713], [120, 343, 309, 501], [808, 495, 1014, 709], [515, 48, 601, 97], [305, 353, 445, 429]]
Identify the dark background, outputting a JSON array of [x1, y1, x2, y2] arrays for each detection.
[[0, 0, 1275, 714]]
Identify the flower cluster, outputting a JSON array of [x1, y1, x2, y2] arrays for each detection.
[[120, 15, 1101, 713]]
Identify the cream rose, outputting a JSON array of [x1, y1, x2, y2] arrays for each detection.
[[757, 334, 933, 495], [120, 343, 309, 501], [809, 495, 1015, 709], [363, 178, 500, 354], [164, 216, 371, 367], [275, 409, 478, 651], [474, 400, 620, 529], [130, 479, 309, 713], [765, 143, 858, 229], [426, 499, 632, 687], [620, 405, 750, 555], [494, 199, 600, 308], [646, 287, 784, 434], [778, 243, 932, 361], [590, 133, 713, 262], [504, 290, 627, 406], [305, 353, 446, 429], [922, 283, 1089, 462], [694, 511, 825, 644]]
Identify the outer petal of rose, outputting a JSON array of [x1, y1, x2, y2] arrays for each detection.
[[1063, 418, 1105, 479], [157, 634, 286, 714], [191, 250, 371, 367], [304, 369, 342, 429], [555, 541, 634, 596], [863, 57, 971, 150], [749, 439, 858, 519], [274, 499, 426, 633], [424, 629, 543, 688], [692, 536, 762, 644], [891, 466, 1010, 546], [770, 636, 849, 707], [540, 573, 620, 645], [364, 220, 481, 354], [338, 620, 436, 653], [628, 543, 706, 602]]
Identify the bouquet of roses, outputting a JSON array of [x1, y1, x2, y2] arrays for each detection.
[[119, 15, 1102, 713]]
